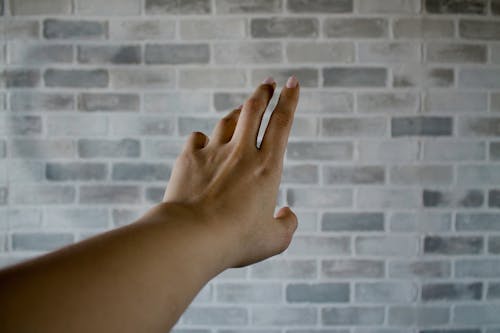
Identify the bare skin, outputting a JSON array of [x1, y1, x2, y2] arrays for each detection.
[[0, 75, 300, 333]]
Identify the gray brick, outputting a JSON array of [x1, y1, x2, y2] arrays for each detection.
[[424, 141, 485, 162], [215, 0, 282, 13], [288, 0, 352, 12], [355, 282, 417, 303], [322, 307, 384, 326], [282, 164, 318, 184], [389, 260, 451, 278], [357, 188, 420, 209], [298, 92, 353, 114], [252, 307, 316, 326], [179, 68, 246, 89], [493, 93, 500, 112], [10, 139, 75, 158], [44, 69, 108, 88], [44, 19, 107, 40], [359, 42, 420, 63], [146, 92, 209, 113], [0, 188, 7, 205], [10, 92, 74, 111], [460, 20, 500, 40], [489, 190, 500, 208], [0, 208, 41, 230], [424, 92, 488, 113], [488, 282, 500, 299], [178, 117, 218, 136], [357, 0, 420, 13], [4, 69, 40, 88], [112, 162, 170, 181], [424, 236, 483, 255], [10, 0, 72, 15], [143, 139, 183, 159], [9, 44, 73, 65], [488, 236, 500, 254], [0, 115, 42, 136], [44, 208, 108, 229], [427, 43, 487, 63], [214, 42, 282, 64], [423, 189, 483, 208], [182, 307, 247, 325], [321, 118, 386, 138], [7, 160, 45, 183], [393, 66, 454, 88], [323, 67, 386, 87], [46, 162, 107, 181], [110, 19, 175, 40], [456, 259, 500, 278], [213, 92, 248, 112], [252, 68, 318, 88], [78, 139, 140, 158], [75, 0, 141, 15], [392, 117, 452, 137], [110, 68, 175, 90], [322, 259, 384, 279], [286, 41, 354, 64], [286, 235, 351, 256], [47, 115, 107, 137], [460, 69, 500, 89], [324, 18, 388, 38], [251, 259, 316, 279], [111, 116, 175, 136], [358, 140, 418, 163], [458, 165, 500, 185], [251, 18, 318, 38], [12, 233, 73, 251], [78, 93, 139, 112], [422, 282, 482, 302], [145, 186, 164, 203], [287, 142, 353, 161], [11, 185, 75, 204], [216, 283, 281, 303], [390, 165, 452, 185], [456, 213, 500, 231], [394, 18, 454, 39], [146, 0, 211, 14], [357, 92, 418, 114], [321, 212, 384, 231], [491, 142, 500, 160], [426, 0, 487, 14], [0, 19, 40, 40], [80, 185, 140, 204], [454, 305, 500, 324], [287, 283, 349, 303], [388, 306, 449, 326], [287, 188, 352, 209], [78, 45, 140, 64], [421, 329, 480, 333], [356, 235, 418, 256], [145, 44, 209, 65], [180, 18, 245, 40], [112, 208, 145, 226]]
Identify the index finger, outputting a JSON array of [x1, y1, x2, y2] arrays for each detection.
[[260, 76, 300, 160]]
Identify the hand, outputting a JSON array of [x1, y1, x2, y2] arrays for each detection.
[[163, 76, 300, 268]]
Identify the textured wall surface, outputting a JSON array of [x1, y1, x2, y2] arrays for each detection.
[[1, 0, 500, 331]]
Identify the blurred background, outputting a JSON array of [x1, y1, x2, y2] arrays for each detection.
[[1, 0, 500, 331]]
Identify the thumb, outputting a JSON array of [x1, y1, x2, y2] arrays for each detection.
[[274, 206, 298, 241]]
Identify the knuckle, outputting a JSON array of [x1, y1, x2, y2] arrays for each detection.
[[245, 97, 264, 111]]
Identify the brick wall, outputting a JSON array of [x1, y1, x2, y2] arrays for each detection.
[[1, 0, 500, 331]]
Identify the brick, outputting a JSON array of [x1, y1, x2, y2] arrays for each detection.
[[143, 139, 183, 159], [76, 0, 141, 15], [79, 185, 140, 204], [456, 213, 500, 231], [44, 19, 107, 40], [422, 282, 482, 302], [110, 68, 175, 90], [424, 236, 483, 255], [489, 190, 500, 208], [216, 283, 281, 303], [322, 259, 384, 279], [393, 66, 453, 88], [78, 93, 139, 112], [252, 307, 316, 326], [146, 0, 211, 14], [282, 164, 318, 184], [424, 141, 485, 163], [426, 0, 487, 14], [111, 116, 175, 136], [325, 166, 384, 185], [179, 68, 246, 89], [78, 45, 140, 64], [0, 115, 42, 136], [11, 185, 75, 204], [112, 208, 145, 226], [356, 188, 420, 209], [0, 20, 39, 40], [324, 18, 388, 38], [358, 140, 418, 163], [78, 139, 140, 158], [4, 69, 40, 88], [251, 259, 316, 279], [286, 235, 350, 256], [9, 44, 73, 65], [459, 69, 500, 88], [10, 0, 72, 15], [0, 208, 41, 230], [182, 307, 247, 325], [287, 188, 352, 209], [288, 0, 351, 12], [321, 212, 384, 231], [178, 117, 218, 136], [46, 162, 107, 181], [214, 42, 282, 64], [357, 92, 418, 114], [493, 93, 500, 112], [388, 306, 449, 326], [287, 141, 353, 161], [145, 44, 209, 65], [7, 160, 45, 183], [298, 92, 353, 114], [112, 163, 170, 181], [460, 20, 500, 40], [287, 283, 349, 303], [458, 165, 500, 185], [323, 67, 386, 87], [427, 43, 487, 63], [424, 92, 488, 113], [488, 282, 500, 299], [251, 18, 318, 38], [0, 188, 7, 205], [252, 68, 318, 88], [44, 208, 108, 229], [390, 165, 452, 186], [47, 115, 108, 136], [180, 18, 245, 39], [145, 186, 164, 203], [286, 41, 354, 63], [359, 42, 420, 63], [454, 305, 500, 324], [356, 235, 418, 256], [389, 260, 451, 278], [12, 233, 73, 251], [357, 0, 419, 13], [110, 19, 175, 40], [392, 117, 452, 137], [321, 118, 387, 137], [456, 259, 500, 278], [9, 139, 75, 158], [10, 92, 74, 111], [215, 0, 282, 13], [423, 189, 483, 208], [491, 142, 500, 160], [145, 92, 209, 113], [213, 92, 249, 112], [489, 236, 500, 254], [44, 69, 108, 88], [322, 307, 384, 326], [355, 282, 417, 303], [394, 18, 454, 39]]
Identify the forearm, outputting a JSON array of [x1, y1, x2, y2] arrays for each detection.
[[0, 202, 232, 333]]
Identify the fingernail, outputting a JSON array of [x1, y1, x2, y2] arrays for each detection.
[[286, 75, 298, 88], [262, 76, 275, 85]]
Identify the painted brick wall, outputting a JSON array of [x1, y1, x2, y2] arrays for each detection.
[[1, 0, 500, 331]]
